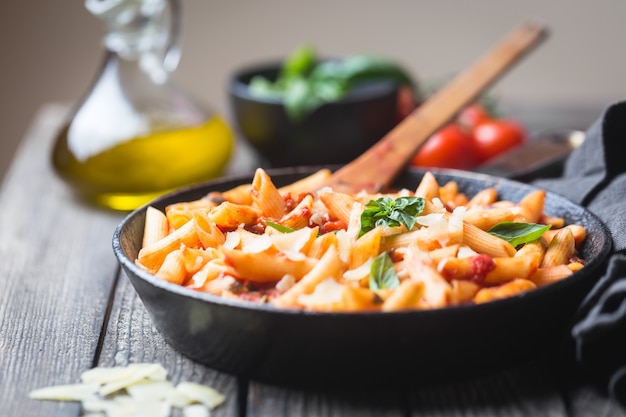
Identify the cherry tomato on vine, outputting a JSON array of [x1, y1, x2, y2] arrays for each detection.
[[457, 103, 491, 129], [411, 124, 477, 170], [471, 119, 526, 164]]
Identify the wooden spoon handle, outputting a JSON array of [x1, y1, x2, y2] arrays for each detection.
[[324, 20, 548, 194]]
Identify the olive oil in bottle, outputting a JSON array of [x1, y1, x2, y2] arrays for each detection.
[[52, 116, 233, 210], [54, 0, 234, 210]]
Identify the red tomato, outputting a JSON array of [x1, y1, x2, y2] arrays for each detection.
[[471, 119, 526, 164], [457, 103, 491, 129], [411, 124, 477, 170]]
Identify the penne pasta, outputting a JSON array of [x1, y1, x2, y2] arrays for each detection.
[[220, 184, 253, 206], [251, 168, 285, 219], [461, 220, 517, 258], [142, 206, 169, 248], [133, 168, 588, 312], [543, 224, 586, 248], [307, 231, 339, 260], [319, 190, 356, 225], [278, 194, 314, 230], [414, 171, 440, 201], [279, 168, 332, 195], [349, 227, 381, 270], [165, 198, 216, 229], [297, 280, 379, 312], [193, 212, 226, 249], [541, 227, 576, 268], [424, 199, 516, 257], [405, 244, 451, 308], [273, 247, 343, 308], [155, 248, 187, 285], [514, 190, 545, 223], [449, 279, 480, 305], [382, 279, 426, 311], [438, 180, 460, 207], [463, 207, 515, 231], [483, 252, 541, 285], [466, 187, 497, 208], [437, 254, 495, 282], [222, 247, 317, 283], [137, 220, 201, 273], [209, 202, 261, 230], [181, 246, 219, 275], [474, 279, 536, 304], [428, 244, 460, 265], [529, 264, 573, 287]]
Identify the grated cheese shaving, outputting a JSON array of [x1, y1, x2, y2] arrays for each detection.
[[276, 274, 296, 292], [183, 404, 210, 417], [298, 278, 345, 308], [174, 382, 226, 409], [241, 234, 272, 253], [335, 230, 351, 263], [270, 227, 314, 260], [458, 245, 478, 258], [343, 258, 373, 281], [28, 383, 99, 402], [29, 363, 225, 417], [223, 231, 241, 249]]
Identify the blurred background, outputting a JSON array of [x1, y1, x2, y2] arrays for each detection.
[[2, 0, 626, 182]]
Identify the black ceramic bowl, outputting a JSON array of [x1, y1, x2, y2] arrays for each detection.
[[228, 62, 402, 168], [112, 167, 612, 389]]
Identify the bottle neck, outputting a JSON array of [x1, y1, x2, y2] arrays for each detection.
[[86, 0, 181, 84]]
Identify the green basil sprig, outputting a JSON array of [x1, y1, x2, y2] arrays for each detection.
[[248, 44, 417, 122], [265, 221, 296, 233], [488, 222, 551, 247], [359, 196, 425, 238], [369, 252, 400, 291]]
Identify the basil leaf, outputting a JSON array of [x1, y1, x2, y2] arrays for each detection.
[[247, 45, 417, 122], [248, 76, 285, 99], [369, 252, 400, 291], [311, 54, 415, 89], [265, 221, 296, 233], [281, 43, 316, 78], [359, 196, 424, 238], [283, 76, 323, 121], [488, 222, 551, 247]]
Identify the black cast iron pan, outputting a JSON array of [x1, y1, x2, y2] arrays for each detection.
[[112, 167, 612, 389]]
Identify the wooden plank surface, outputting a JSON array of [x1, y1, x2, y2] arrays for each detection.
[[245, 361, 561, 417], [407, 361, 567, 416], [245, 359, 625, 417], [96, 268, 241, 416], [246, 383, 407, 417], [0, 103, 243, 416], [3, 103, 625, 417], [0, 104, 124, 416]]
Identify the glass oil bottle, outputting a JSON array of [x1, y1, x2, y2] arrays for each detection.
[[52, 0, 234, 210]]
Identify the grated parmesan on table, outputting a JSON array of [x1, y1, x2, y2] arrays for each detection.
[[28, 363, 225, 417]]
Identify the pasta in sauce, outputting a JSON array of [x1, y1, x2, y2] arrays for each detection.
[[135, 168, 586, 312]]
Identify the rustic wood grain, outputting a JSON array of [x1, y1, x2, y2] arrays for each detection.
[[3, 103, 625, 417], [551, 360, 626, 417], [246, 383, 407, 417], [0, 103, 242, 417], [244, 360, 569, 417], [407, 360, 568, 416], [0, 104, 124, 416], [97, 268, 241, 416]]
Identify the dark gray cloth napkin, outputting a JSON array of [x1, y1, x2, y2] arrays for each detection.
[[534, 101, 626, 405]]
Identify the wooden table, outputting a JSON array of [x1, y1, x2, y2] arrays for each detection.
[[1, 103, 624, 416]]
